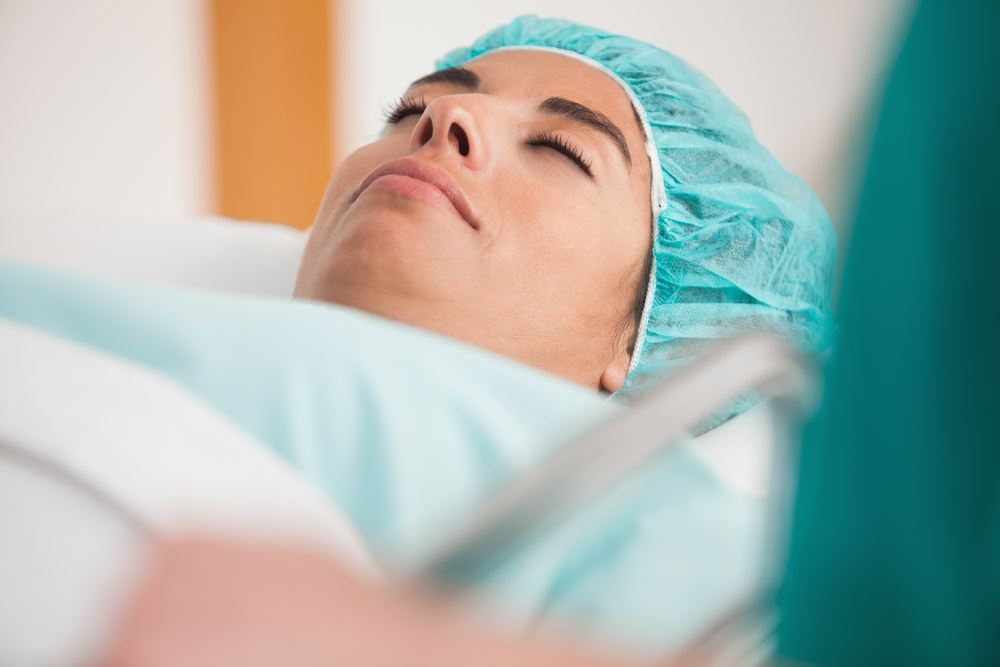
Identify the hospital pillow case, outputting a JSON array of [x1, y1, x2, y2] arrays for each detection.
[[0, 259, 764, 658], [0, 212, 305, 297]]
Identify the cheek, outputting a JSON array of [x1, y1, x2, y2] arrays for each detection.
[[483, 167, 649, 321], [300, 142, 400, 277], [505, 173, 623, 263], [491, 187, 619, 300], [317, 143, 400, 224]]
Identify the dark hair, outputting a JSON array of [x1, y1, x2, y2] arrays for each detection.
[[628, 248, 653, 352], [614, 246, 653, 356]]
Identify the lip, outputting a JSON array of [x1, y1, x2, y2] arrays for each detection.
[[352, 159, 481, 231]]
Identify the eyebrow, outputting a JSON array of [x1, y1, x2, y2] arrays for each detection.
[[409, 66, 481, 90], [408, 67, 633, 169], [538, 97, 632, 169]]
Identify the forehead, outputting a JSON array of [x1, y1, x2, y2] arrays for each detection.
[[438, 49, 647, 162]]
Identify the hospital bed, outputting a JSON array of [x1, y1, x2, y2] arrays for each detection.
[[0, 213, 801, 665]]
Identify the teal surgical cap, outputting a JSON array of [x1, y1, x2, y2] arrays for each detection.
[[438, 15, 835, 402]]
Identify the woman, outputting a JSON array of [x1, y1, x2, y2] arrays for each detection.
[[102, 15, 835, 666], [296, 16, 834, 404]]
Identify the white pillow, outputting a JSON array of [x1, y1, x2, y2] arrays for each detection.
[[0, 212, 306, 297]]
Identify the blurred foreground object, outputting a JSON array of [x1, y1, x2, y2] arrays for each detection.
[[775, 0, 1000, 664], [100, 538, 634, 667]]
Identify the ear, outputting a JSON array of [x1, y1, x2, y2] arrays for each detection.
[[599, 349, 632, 393]]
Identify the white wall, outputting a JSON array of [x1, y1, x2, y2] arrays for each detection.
[[0, 1, 910, 226], [336, 0, 912, 224], [0, 0, 209, 219]]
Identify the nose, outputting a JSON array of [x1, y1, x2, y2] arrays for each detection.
[[409, 96, 490, 171]]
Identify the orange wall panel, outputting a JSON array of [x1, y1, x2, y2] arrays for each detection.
[[210, 0, 335, 229]]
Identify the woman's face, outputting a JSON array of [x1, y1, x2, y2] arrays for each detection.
[[295, 49, 652, 391]]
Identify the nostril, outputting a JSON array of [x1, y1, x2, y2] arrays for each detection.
[[419, 118, 434, 146], [448, 123, 470, 157]]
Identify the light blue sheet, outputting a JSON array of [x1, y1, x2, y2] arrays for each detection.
[[0, 259, 764, 657]]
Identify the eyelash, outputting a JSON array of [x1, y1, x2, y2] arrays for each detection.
[[524, 131, 594, 178], [382, 95, 427, 125], [381, 97, 595, 178]]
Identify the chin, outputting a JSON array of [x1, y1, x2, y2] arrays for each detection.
[[301, 204, 476, 305], [346, 193, 473, 250]]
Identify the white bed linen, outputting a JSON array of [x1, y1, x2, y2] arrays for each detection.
[[0, 212, 306, 297], [0, 319, 376, 667]]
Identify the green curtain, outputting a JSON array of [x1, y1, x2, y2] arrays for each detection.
[[775, 0, 1000, 664]]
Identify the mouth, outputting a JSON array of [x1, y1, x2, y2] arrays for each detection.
[[351, 159, 481, 231]]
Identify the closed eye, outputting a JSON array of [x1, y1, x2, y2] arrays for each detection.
[[526, 131, 594, 178], [383, 95, 427, 124]]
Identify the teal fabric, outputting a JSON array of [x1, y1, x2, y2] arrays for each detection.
[[0, 259, 763, 657], [775, 1, 1000, 664], [438, 16, 836, 407]]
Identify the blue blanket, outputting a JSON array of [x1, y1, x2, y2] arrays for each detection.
[[0, 259, 764, 657]]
